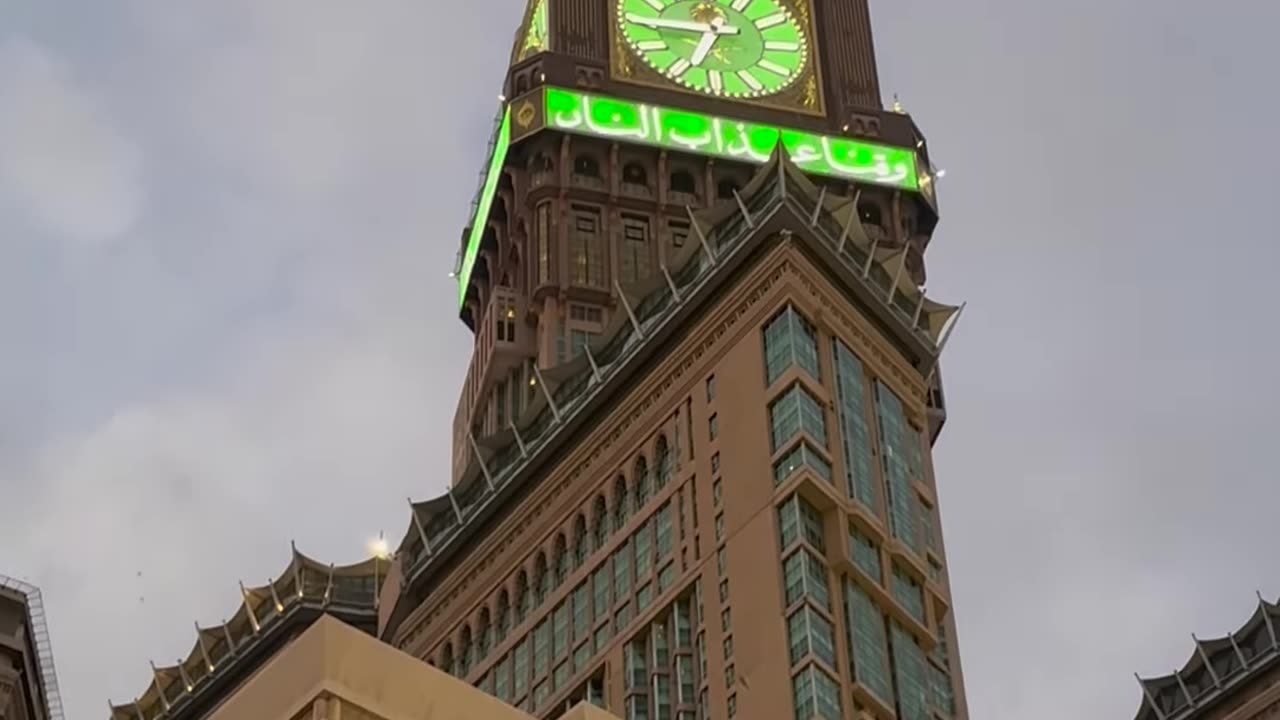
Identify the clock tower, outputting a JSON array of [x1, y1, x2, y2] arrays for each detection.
[[405, 0, 966, 718], [450, 0, 941, 483]]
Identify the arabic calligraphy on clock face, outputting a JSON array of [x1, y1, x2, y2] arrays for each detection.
[[618, 0, 808, 99]]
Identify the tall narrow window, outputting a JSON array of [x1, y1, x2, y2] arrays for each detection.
[[778, 494, 825, 552], [536, 202, 552, 285], [571, 206, 605, 288], [890, 622, 930, 720], [571, 328, 596, 358], [844, 578, 892, 704], [495, 380, 508, 430], [496, 299, 516, 341], [769, 384, 827, 452], [877, 383, 921, 555], [763, 305, 820, 385], [655, 435, 672, 487], [834, 341, 878, 511], [792, 665, 842, 720], [620, 214, 653, 284]]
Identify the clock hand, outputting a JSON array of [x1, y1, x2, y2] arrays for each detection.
[[625, 14, 713, 33], [690, 31, 719, 66]]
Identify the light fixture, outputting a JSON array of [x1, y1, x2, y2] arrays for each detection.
[[368, 535, 391, 560]]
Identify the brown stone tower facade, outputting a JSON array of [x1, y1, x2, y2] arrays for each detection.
[[390, 1, 964, 719]]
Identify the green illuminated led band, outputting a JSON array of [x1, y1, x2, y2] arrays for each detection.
[[545, 87, 918, 191], [458, 108, 513, 309]]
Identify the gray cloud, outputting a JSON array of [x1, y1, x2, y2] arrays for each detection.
[[0, 36, 144, 245], [2, 1, 1277, 719]]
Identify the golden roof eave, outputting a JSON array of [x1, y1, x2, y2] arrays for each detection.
[[109, 546, 388, 720]]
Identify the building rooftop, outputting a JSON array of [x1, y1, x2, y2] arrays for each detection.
[[383, 144, 963, 640], [0, 574, 64, 720], [108, 545, 390, 720], [1135, 593, 1280, 720]]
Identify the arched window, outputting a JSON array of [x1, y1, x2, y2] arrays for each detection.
[[516, 570, 531, 622], [613, 474, 629, 531], [478, 608, 493, 658], [622, 162, 648, 186], [441, 641, 455, 677], [670, 170, 696, 195], [717, 179, 740, 199], [574, 154, 600, 178], [496, 590, 511, 635], [534, 552, 550, 606], [459, 625, 474, 677], [655, 435, 672, 488], [553, 534, 569, 585], [634, 455, 650, 508], [573, 514, 589, 566], [858, 202, 882, 226], [592, 494, 609, 550]]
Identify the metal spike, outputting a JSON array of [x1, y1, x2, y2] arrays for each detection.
[[447, 489, 464, 524], [861, 235, 880, 278], [268, 577, 284, 614], [408, 497, 432, 556], [149, 662, 172, 711], [885, 249, 909, 303], [532, 364, 560, 422], [220, 620, 235, 652], [731, 189, 755, 229], [912, 287, 928, 328], [809, 184, 827, 226], [467, 431, 496, 492], [660, 263, 681, 302], [1173, 668, 1195, 707], [509, 422, 528, 458], [1135, 674, 1167, 720], [1192, 634, 1221, 687], [685, 206, 717, 266], [1258, 591, 1278, 648], [614, 280, 645, 340], [195, 622, 214, 673], [176, 660, 194, 693], [238, 582, 261, 633], [583, 344, 602, 383]]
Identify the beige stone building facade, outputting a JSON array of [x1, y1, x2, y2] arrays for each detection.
[[1, 575, 63, 720], [1136, 596, 1280, 720], [382, 151, 966, 720]]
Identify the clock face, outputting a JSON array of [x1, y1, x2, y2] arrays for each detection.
[[618, 0, 808, 99]]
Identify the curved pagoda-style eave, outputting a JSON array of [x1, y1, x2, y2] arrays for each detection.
[[1134, 595, 1280, 720], [386, 146, 963, 640], [109, 546, 389, 720]]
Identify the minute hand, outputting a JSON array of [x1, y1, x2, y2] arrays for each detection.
[[626, 14, 739, 34]]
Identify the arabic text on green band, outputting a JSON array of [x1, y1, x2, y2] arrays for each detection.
[[545, 87, 919, 191]]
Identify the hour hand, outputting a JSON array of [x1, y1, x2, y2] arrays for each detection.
[[690, 31, 718, 66]]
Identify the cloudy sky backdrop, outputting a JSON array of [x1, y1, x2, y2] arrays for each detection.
[[2, 1, 1278, 718]]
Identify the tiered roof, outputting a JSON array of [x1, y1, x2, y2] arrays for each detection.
[[1135, 594, 1280, 720], [384, 147, 963, 638], [108, 546, 390, 720]]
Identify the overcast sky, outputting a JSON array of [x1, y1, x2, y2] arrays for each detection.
[[2, 1, 1278, 718]]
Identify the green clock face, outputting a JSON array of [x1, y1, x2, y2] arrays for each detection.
[[618, 0, 808, 99]]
